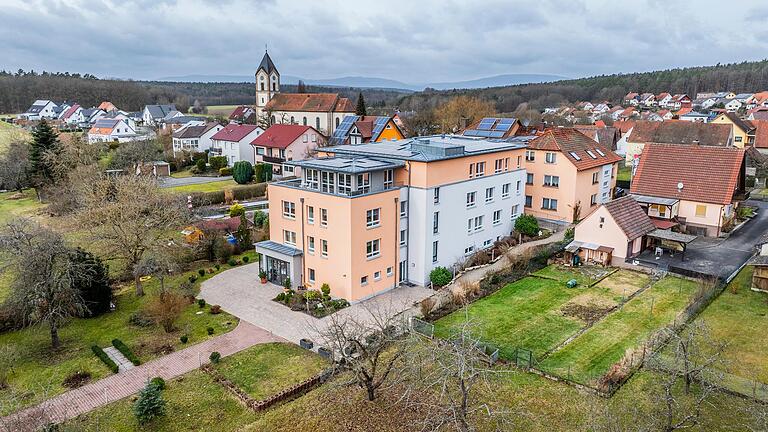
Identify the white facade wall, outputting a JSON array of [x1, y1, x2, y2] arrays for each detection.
[[598, 164, 612, 203], [403, 169, 527, 286], [210, 128, 263, 165], [272, 110, 351, 137]]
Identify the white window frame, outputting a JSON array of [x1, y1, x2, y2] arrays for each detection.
[[321, 239, 328, 257], [466, 191, 477, 208], [282, 200, 296, 219], [366, 208, 381, 228], [366, 239, 381, 259]]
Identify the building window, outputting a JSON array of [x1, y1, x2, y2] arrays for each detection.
[[592, 172, 599, 184], [357, 173, 370, 193], [590, 194, 597, 206], [525, 150, 535, 161], [321, 239, 328, 257], [361, 275, 368, 285], [432, 241, 438, 263], [305, 169, 319, 189], [525, 195, 533, 208], [516, 180, 521, 195], [466, 191, 476, 208], [434, 187, 440, 204], [504, 157, 510, 171], [695, 204, 707, 217], [543, 175, 559, 187], [321, 171, 336, 194], [400, 200, 408, 217], [315, 117, 321, 130], [511, 204, 520, 217], [526, 173, 534, 185], [335, 117, 340, 127], [542, 198, 558, 210], [366, 239, 381, 259], [469, 163, 474, 178], [290, 116, 295, 124], [308, 236, 315, 253], [308, 268, 316, 284], [282, 200, 295, 219], [502, 183, 510, 198], [307, 206, 315, 224], [494, 159, 503, 173], [302, 116, 307, 126], [464, 245, 475, 256], [374, 271, 381, 281], [400, 229, 407, 246], [493, 210, 502, 225], [387, 267, 393, 277], [485, 187, 494, 203], [468, 216, 483, 233], [483, 239, 492, 248], [383, 169, 394, 189], [475, 162, 485, 177], [545, 152, 556, 164], [320, 208, 328, 227], [366, 208, 381, 228], [283, 230, 296, 246], [433, 211, 439, 234], [338, 173, 352, 195]]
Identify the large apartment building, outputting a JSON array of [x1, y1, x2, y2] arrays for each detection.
[[255, 135, 528, 301], [523, 128, 622, 224]]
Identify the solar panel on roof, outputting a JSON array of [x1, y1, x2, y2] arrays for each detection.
[[371, 117, 389, 139], [477, 118, 496, 130], [487, 131, 505, 138], [494, 123, 513, 132], [497, 118, 515, 125], [463, 130, 480, 137], [330, 115, 359, 145]]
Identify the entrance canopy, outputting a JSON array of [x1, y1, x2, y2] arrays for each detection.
[[254, 240, 303, 257], [631, 194, 679, 207]]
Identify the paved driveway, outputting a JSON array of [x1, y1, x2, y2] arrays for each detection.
[[638, 200, 768, 280], [199, 263, 434, 345]]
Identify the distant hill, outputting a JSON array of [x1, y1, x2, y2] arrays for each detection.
[[156, 73, 567, 91]]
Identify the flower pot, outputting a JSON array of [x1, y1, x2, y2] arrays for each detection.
[[260, 277, 267, 284], [317, 347, 333, 360]]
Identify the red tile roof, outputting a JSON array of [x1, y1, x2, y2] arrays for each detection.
[[61, 104, 80, 120], [752, 120, 768, 149], [626, 120, 731, 146], [630, 143, 744, 205], [528, 128, 622, 171], [210, 123, 261, 142], [613, 120, 635, 134], [228, 105, 252, 121], [265, 93, 354, 113], [251, 124, 315, 149], [603, 196, 656, 241]]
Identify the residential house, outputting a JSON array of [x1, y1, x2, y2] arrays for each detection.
[[77, 108, 106, 128], [160, 115, 206, 134], [748, 108, 768, 121], [679, 111, 712, 123], [734, 93, 754, 103], [229, 105, 256, 124], [668, 94, 692, 111], [656, 93, 672, 108], [103, 110, 137, 131], [724, 99, 743, 112], [700, 97, 719, 110], [20, 100, 58, 120], [142, 104, 177, 126], [330, 115, 406, 145], [623, 120, 733, 164], [523, 128, 621, 224], [592, 103, 611, 115], [172, 122, 224, 155], [566, 196, 656, 266], [577, 101, 595, 111], [746, 92, 768, 109], [251, 124, 325, 176], [255, 135, 529, 299], [98, 101, 118, 112], [59, 104, 82, 125], [658, 109, 674, 120], [619, 107, 638, 121], [609, 106, 625, 121], [209, 123, 264, 165], [711, 112, 755, 147], [641, 112, 663, 122], [87, 118, 138, 143], [747, 243, 768, 293], [630, 143, 745, 237], [624, 92, 640, 106], [573, 125, 620, 150], [750, 120, 768, 155], [639, 93, 656, 107]]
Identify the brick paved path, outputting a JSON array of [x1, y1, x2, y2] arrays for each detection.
[[1, 321, 284, 431]]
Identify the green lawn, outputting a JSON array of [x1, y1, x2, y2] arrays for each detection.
[[206, 105, 239, 117], [540, 276, 697, 384], [433, 266, 647, 360], [0, 121, 28, 152], [0, 190, 43, 224], [0, 251, 257, 415], [617, 161, 631, 183], [63, 342, 326, 431], [165, 179, 241, 194], [692, 266, 768, 395]]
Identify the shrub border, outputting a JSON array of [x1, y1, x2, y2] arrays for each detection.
[[91, 345, 119, 373], [112, 338, 141, 366]]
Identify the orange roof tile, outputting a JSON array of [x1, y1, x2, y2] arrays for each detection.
[[528, 128, 622, 171]]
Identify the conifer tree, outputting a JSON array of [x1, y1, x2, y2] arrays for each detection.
[[29, 119, 61, 188], [355, 92, 367, 116]]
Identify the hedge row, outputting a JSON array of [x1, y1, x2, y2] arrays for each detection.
[[189, 182, 267, 206], [112, 338, 141, 366], [91, 345, 119, 373]]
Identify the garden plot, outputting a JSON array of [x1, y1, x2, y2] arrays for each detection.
[[594, 269, 651, 301]]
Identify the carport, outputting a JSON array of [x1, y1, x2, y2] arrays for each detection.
[[645, 229, 697, 260]]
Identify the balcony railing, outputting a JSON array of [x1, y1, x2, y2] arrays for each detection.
[[261, 155, 285, 164], [276, 178, 404, 197]]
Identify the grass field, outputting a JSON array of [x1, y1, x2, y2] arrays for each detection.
[[540, 276, 697, 383], [433, 266, 650, 360], [206, 105, 239, 117], [0, 121, 28, 152], [164, 179, 242, 194], [692, 266, 768, 394], [0, 251, 257, 414], [64, 343, 326, 431], [0, 190, 43, 224]]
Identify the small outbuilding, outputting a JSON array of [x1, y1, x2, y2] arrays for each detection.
[[748, 243, 768, 293]]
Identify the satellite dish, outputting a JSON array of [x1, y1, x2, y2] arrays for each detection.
[[677, 182, 684, 191]]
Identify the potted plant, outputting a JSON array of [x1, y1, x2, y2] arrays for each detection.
[[283, 277, 292, 292], [259, 270, 267, 284]]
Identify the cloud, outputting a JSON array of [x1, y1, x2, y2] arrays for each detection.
[[1, 0, 766, 83]]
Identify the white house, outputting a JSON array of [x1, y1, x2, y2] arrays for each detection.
[[656, 93, 672, 108], [172, 122, 224, 156], [21, 100, 58, 120], [77, 108, 107, 127], [87, 119, 139, 143], [724, 99, 743, 112], [209, 123, 264, 165], [60, 104, 83, 125], [142, 104, 177, 126]]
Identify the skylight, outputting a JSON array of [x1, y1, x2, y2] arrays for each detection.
[[569, 151, 581, 161], [586, 150, 597, 159], [595, 148, 606, 157]]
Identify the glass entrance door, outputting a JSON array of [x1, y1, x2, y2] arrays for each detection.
[[264, 256, 290, 287]]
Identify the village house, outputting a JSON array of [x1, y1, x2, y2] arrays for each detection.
[[172, 122, 224, 156], [330, 115, 405, 145], [639, 93, 656, 107], [668, 94, 692, 111], [622, 120, 733, 164], [679, 111, 712, 123], [98, 101, 118, 112], [142, 104, 177, 126], [87, 118, 138, 143], [59, 103, 82, 125], [209, 123, 264, 165], [630, 143, 745, 237], [711, 112, 755, 147], [76, 107, 106, 127], [624, 92, 640, 106], [20, 100, 58, 120], [229, 105, 256, 124], [656, 93, 672, 108], [523, 128, 621, 224], [255, 135, 528, 299], [251, 124, 326, 176]]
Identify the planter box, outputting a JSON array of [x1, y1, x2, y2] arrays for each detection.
[[299, 338, 314, 350], [317, 347, 332, 360]]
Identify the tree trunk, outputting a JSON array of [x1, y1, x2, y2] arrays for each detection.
[[366, 382, 376, 401], [135, 274, 144, 297], [50, 322, 60, 348]]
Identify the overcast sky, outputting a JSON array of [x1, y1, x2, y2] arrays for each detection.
[[2, 0, 768, 83]]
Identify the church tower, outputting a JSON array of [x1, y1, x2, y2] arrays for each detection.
[[255, 50, 280, 116]]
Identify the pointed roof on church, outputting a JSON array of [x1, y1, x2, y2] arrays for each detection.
[[257, 51, 279, 76]]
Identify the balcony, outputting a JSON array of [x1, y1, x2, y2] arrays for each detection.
[[261, 155, 285, 164], [275, 178, 404, 197]]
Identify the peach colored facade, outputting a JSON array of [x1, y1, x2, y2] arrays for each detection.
[[524, 150, 617, 223], [573, 205, 642, 264], [266, 183, 400, 302]]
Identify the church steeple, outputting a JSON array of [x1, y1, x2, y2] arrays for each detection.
[[255, 50, 280, 115]]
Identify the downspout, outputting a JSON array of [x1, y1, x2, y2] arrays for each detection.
[[300, 197, 306, 288], [394, 196, 399, 289], [404, 161, 412, 284]]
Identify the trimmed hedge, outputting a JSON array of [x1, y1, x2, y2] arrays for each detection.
[[188, 182, 267, 206], [112, 338, 141, 366], [92, 345, 119, 373]]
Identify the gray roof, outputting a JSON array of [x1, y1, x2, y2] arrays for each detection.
[[254, 240, 301, 257], [328, 134, 530, 162], [287, 156, 403, 174], [163, 115, 206, 124], [630, 194, 679, 206], [93, 119, 119, 128], [144, 104, 177, 119], [647, 229, 697, 244], [257, 51, 279, 76]]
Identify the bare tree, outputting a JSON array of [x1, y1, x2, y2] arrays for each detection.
[[745, 401, 768, 432], [76, 174, 189, 296], [314, 303, 405, 401], [0, 219, 88, 348], [0, 139, 31, 192], [398, 313, 511, 432], [0, 381, 58, 432]]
